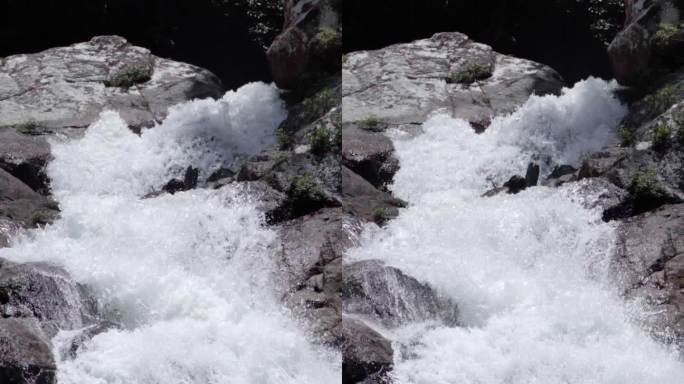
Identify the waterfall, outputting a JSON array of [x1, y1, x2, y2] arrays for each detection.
[[0, 83, 340, 383], [347, 78, 684, 383]]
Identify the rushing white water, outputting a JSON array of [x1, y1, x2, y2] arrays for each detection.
[[347, 78, 684, 383], [0, 82, 339, 383]]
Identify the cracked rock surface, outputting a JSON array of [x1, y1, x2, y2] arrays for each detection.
[[342, 32, 564, 129], [0, 35, 224, 132]]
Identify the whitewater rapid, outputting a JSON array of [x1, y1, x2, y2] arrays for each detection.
[[0, 83, 339, 383], [347, 78, 684, 383]]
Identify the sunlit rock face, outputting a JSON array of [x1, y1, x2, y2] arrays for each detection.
[[342, 32, 564, 130], [0, 36, 224, 133]]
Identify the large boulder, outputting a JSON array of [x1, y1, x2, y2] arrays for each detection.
[[0, 35, 224, 132], [0, 258, 94, 338], [612, 204, 684, 341], [0, 318, 55, 384], [342, 32, 563, 129], [343, 260, 459, 328], [342, 317, 393, 384], [608, 0, 684, 85], [266, 0, 341, 90]]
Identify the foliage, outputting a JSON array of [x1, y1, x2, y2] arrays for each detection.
[[104, 67, 152, 88], [643, 85, 679, 117], [676, 110, 684, 145], [373, 207, 389, 225], [310, 125, 333, 155], [277, 126, 295, 150], [582, 0, 625, 45], [652, 22, 684, 44], [302, 88, 337, 123], [211, 0, 283, 49], [316, 27, 341, 48], [287, 173, 325, 203], [628, 170, 667, 202], [617, 124, 636, 147], [650, 121, 672, 151], [357, 116, 382, 131], [15, 121, 39, 135], [446, 62, 492, 85], [30, 209, 54, 226]]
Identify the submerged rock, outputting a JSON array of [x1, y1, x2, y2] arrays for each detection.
[[343, 260, 459, 328], [342, 316, 393, 384], [0, 35, 224, 132]]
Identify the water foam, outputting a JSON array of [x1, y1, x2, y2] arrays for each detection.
[[348, 78, 684, 383], [0, 82, 339, 383]]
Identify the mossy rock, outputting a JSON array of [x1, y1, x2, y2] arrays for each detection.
[[104, 66, 152, 88], [446, 62, 493, 85]]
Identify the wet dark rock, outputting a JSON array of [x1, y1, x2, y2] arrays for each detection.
[[0, 36, 224, 132], [278, 208, 362, 346], [612, 204, 684, 342], [343, 260, 459, 328], [0, 318, 56, 384], [342, 125, 399, 190], [469, 118, 491, 134], [525, 162, 540, 187], [342, 317, 393, 384], [503, 175, 528, 194], [341, 167, 405, 224], [0, 169, 59, 232], [0, 258, 94, 338], [0, 129, 52, 195], [162, 166, 199, 195], [549, 164, 577, 179], [343, 32, 563, 129]]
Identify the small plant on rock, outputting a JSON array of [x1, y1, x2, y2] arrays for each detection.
[[628, 170, 667, 202], [15, 121, 39, 135], [288, 173, 326, 204], [643, 85, 678, 117], [373, 207, 389, 225], [302, 88, 336, 123], [315, 27, 341, 48], [310, 125, 333, 155], [104, 67, 152, 88], [617, 124, 636, 147], [277, 126, 295, 149], [650, 121, 672, 151], [446, 62, 492, 85], [653, 22, 679, 42], [357, 116, 382, 131]]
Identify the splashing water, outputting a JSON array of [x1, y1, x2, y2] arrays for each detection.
[[347, 78, 684, 383], [0, 82, 339, 383]]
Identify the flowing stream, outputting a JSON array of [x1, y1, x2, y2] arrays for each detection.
[[347, 78, 684, 383], [0, 83, 339, 383]]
